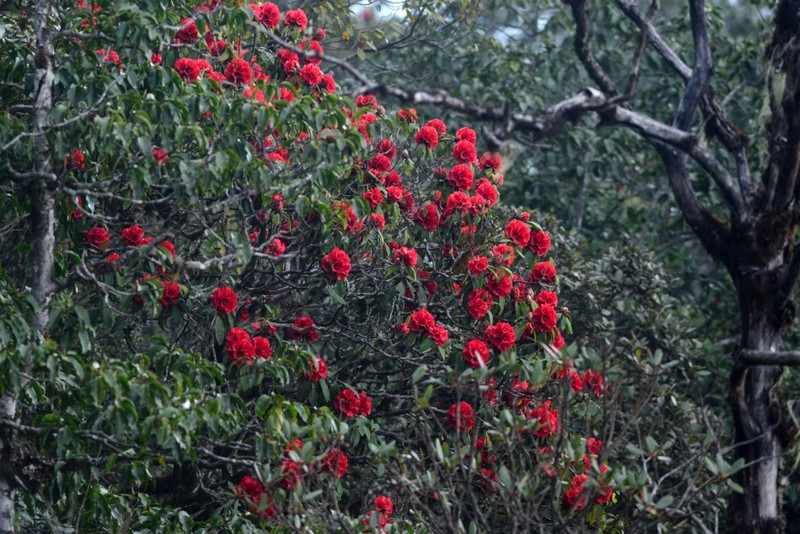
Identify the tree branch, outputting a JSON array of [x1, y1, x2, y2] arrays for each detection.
[[741, 350, 800, 366], [564, 0, 618, 96]]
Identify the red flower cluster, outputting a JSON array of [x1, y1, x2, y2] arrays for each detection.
[[530, 304, 558, 332], [447, 401, 475, 432], [289, 316, 319, 342], [65, 149, 86, 171], [463, 338, 490, 368], [467, 289, 492, 320], [333, 389, 372, 418], [235, 475, 276, 518], [393, 246, 418, 268], [528, 400, 559, 438], [211, 286, 238, 315], [86, 227, 110, 250], [415, 125, 439, 149], [530, 261, 557, 285], [447, 164, 474, 190], [529, 230, 551, 257], [484, 322, 516, 352], [284, 8, 307, 30], [151, 147, 168, 165], [226, 327, 255, 364], [504, 219, 531, 248], [121, 225, 150, 247], [224, 58, 252, 85], [176, 18, 199, 43], [583, 370, 606, 396], [158, 281, 181, 307], [407, 309, 448, 346], [321, 247, 351, 282], [251, 2, 280, 28], [319, 448, 348, 478], [306, 356, 328, 381]]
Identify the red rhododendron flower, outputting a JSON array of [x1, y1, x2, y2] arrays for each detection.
[[479, 151, 502, 171], [356, 94, 378, 107], [444, 191, 471, 215], [528, 400, 558, 438], [266, 238, 286, 256], [151, 147, 168, 165], [211, 286, 238, 315], [374, 138, 396, 158], [463, 338, 490, 368], [362, 187, 384, 208], [415, 125, 439, 149], [456, 127, 477, 144], [484, 322, 516, 352], [530, 261, 557, 284], [253, 336, 272, 359], [447, 401, 475, 432], [452, 140, 477, 164], [393, 246, 418, 268], [299, 38, 323, 65], [278, 460, 302, 490], [552, 329, 566, 350], [369, 213, 385, 230], [66, 149, 86, 171], [486, 271, 512, 298], [535, 290, 558, 307], [320, 448, 348, 478], [322, 74, 337, 93], [448, 164, 474, 190], [492, 244, 515, 267], [425, 118, 446, 134], [159, 281, 181, 307], [150, 52, 162, 65], [174, 58, 201, 81], [583, 370, 606, 396], [368, 154, 392, 175], [86, 227, 110, 250], [226, 327, 255, 364], [504, 220, 531, 248], [289, 316, 320, 342], [121, 225, 146, 246], [333, 389, 360, 418], [235, 475, 276, 518], [374, 496, 394, 518], [299, 63, 323, 86], [504, 378, 533, 411], [467, 255, 489, 275], [398, 108, 418, 122], [467, 289, 492, 320], [357, 391, 373, 415], [251, 2, 280, 27], [176, 18, 199, 43], [531, 304, 557, 332], [321, 247, 351, 282], [474, 178, 498, 206], [105, 252, 120, 263], [224, 58, 252, 85], [529, 230, 551, 257], [431, 324, 449, 346], [414, 204, 440, 231], [306, 356, 328, 381], [284, 8, 308, 30], [408, 309, 436, 334], [563, 474, 589, 510]]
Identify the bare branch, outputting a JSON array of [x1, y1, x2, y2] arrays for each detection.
[[564, 0, 618, 95], [741, 350, 800, 366]]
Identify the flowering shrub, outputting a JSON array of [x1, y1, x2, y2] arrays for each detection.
[[0, 2, 616, 532]]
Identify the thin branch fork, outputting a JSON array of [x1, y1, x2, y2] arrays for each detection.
[[741, 350, 800, 366]]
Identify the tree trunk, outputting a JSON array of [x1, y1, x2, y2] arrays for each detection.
[[728, 274, 784, 533], [0, 1, 56, 532]]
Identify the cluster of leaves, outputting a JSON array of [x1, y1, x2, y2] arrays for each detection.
[[0, 1, 623, 532]]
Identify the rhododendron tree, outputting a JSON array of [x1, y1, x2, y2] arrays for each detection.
[[0, 2, 616, 532]]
